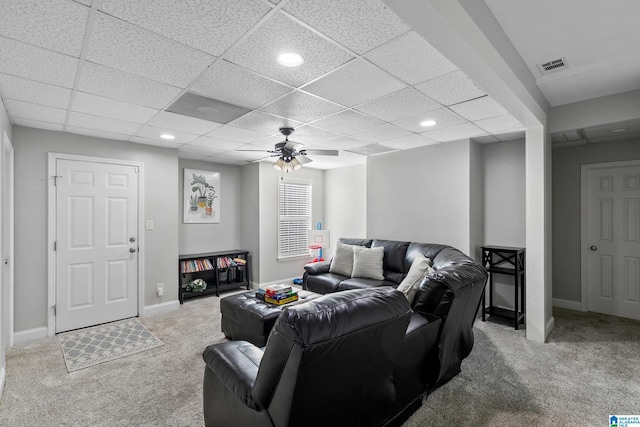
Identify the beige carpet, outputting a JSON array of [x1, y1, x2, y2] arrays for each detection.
[[1, 292, 639, 426]]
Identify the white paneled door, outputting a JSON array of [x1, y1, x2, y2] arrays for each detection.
[[55, 159, 139, 333], [587, 164, 640, 321]]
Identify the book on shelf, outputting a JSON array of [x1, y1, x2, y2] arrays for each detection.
[[180, 258, 214, 273], [233, 257, 247, 265]]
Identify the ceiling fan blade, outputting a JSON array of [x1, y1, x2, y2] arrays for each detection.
[[296, 154, 313, 164], [300, 149, 339, 156], [235, 149, 276, 153], [284, 140, 299, 151]]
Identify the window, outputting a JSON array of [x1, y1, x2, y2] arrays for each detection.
[[278, 179, 312, 259]]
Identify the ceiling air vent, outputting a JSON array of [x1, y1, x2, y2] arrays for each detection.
[[537, 57, 568, 75]]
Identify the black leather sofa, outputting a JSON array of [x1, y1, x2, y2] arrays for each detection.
[[303, 238, 488, 391], [203, 287, 437, 427]]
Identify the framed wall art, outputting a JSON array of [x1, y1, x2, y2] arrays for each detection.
[[183, 169, 220, 224]]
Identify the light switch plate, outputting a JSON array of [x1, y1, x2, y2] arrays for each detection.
[[146, 220, 153, 230]]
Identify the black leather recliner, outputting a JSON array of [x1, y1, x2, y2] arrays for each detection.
[[202, 287, 415, 427]]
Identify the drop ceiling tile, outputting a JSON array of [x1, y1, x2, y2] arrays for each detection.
[[68, 111, 143, 135], [67, 126, 130, 142], [98, 0, 270, 56], [422, 123, 488, 142], [5, 99, 66, 124], [449, 96, 509, 121], [228, 111, 302, 135], [381, 134, 440, 150], [179, 143, 225, 156], [346, 144, 398, 156], [78, 62, 182, 109], [134, 125, 199, 144], [303, 59, 405, 107], [349, 123, 412, 143], [496, 131, 526, 142], [284, 0, 411, 55], [0, 73, 71, 109], [204, 155, 247, 165], [288, 125, 341, 145], [147, 111, 222, 135], [206, 126, 268, 143], [191, 60, 292, 109], [473, 135, 501, 144], [312, 110, 382, 135], [392, 108, 467, 133], [0, 37, 78, 88], [225, 12, 353, 87], [73, 0, 91, 5], [213, 150, 268, 162], [355, 87, 441, 122], [474, 114, 524, 134], [364, 31, 457, 85], [130, 136, 183, 149], [87, 14, 214, 87], [333, 150, 367, 164], [13, 118, 63, 132], [0, 0, 88, 57], [187, 136, 246, 151], [72, 92, 159, 124], [260, 90, 344, 123], [416, 71, 486, 106], [177, 152, 210, 161], [310, 136, 369, 150]]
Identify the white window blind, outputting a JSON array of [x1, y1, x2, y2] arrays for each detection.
[[278, 180, 312, 259]]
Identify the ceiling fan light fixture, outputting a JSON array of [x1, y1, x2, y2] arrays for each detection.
[[273, 157, 285, 170], [290, 157, 302, 170], [278, 52, 304, 67]]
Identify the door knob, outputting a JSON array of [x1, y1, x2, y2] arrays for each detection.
[[130, 237, 136, 242], [590, 245, 598, 251], [129, 248, 136, 253]]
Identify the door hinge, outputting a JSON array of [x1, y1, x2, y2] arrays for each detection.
[[52, 175, 62, 186], [54, 241, 56, 251], [53, 305, 56, 316]]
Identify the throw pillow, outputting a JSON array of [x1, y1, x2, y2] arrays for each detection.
[[329, 242, 356, 277], [397, 254, 433, 304], [351, 245, 385, 280]]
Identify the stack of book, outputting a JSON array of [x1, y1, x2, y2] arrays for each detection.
[[256, 284, 298, 305]]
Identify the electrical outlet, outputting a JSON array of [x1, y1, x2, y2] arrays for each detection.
[[156, 283, 164, 297]]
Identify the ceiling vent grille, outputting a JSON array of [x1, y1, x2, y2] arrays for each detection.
[[537, 57, 568, 75]]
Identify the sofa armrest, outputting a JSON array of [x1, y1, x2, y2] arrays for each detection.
[[203, 340, 264, 410], [304, 260, 331, 275]]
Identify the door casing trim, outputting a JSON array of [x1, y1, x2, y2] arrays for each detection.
[[47, 153, 145, 336]]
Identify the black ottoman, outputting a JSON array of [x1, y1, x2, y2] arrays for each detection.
[[220, 290, 321, 347]]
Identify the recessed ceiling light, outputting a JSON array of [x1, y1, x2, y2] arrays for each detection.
[[160, 133, 176, 140], [610, 127, 629, 133], [278, 52, 304, 67], [420, 120, 437, 127]]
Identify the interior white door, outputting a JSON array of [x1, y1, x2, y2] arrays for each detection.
[[587, 164, 640, 320], [55, 159, 139, 333]]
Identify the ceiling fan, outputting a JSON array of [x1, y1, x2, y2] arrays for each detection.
[[240, 127, 338, 172]]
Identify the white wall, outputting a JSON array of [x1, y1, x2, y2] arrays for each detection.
[[0, 96, 12, 396], [178, 160, 243, 255], [12, 126, 179, 332], [324, 164, 367, 244]]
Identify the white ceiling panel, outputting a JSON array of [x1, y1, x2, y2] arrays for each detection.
[[191, 60, 292, 109], [177, 151, 210, 161], [179, 143, 226, 156], [260, 90, 344, 123], [311, 110, 382, 135], [0, 37, 79, 88], [422, 122, 488, 142], [416, 71, 486, 106], [134, 125, 199, 144], [0, 73, 71, 109], [72, 92, 159, 124], [147, 111, 222, 135], [309, 136, 369, 150], [474, 114, 524, 134], [283, 0, 410, 55], [473, 135, 501, 144], [288, 125, 341, 145], [228, 111, 301, 135], [207, 125, 270, 143], [225, 12, 353, 87], [5, 99, 66, 124], [87, 14, 214, 87], [67, 126, 131, 142], [13, 117, 63, 132], [68, 111, 143, 135], [130, 136, 183, 149], [304, 59, 406, 107], [495, 130, 526, 142], [392, 108, 467, 133], [346, 144, 397, 156], [449, 96, 509, 121], [211, 150, 267, 162], [78, 62, 182, 109], [381, 134, 440, 150], [349, 123, 412, 143], [364, 31, 457, 85], [355, 87, 441, 122], [98, 0, 270, 57], [0, 0, 88, 57]]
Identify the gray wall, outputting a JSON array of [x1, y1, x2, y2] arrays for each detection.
[[178, 159, 243, 255], [12, 126, 179, 332], [324, 164, 367, 244], [552, 138, 640, 303], [241, 163, 260, 287], [0, 97, 11, 380]]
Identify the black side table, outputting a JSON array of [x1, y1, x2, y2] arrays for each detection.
[[481, 245, 525, 330]]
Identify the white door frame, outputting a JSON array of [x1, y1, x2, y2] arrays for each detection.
[[3, 133, 14, 349], [47, 153, 145, 336], [580, 159, 640, 311]]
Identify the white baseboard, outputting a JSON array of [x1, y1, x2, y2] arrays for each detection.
[[13, 327, 48, 344], [143, 300, 180, 316], [552, 298, 583, 311], [545, 316, 555, 342]]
